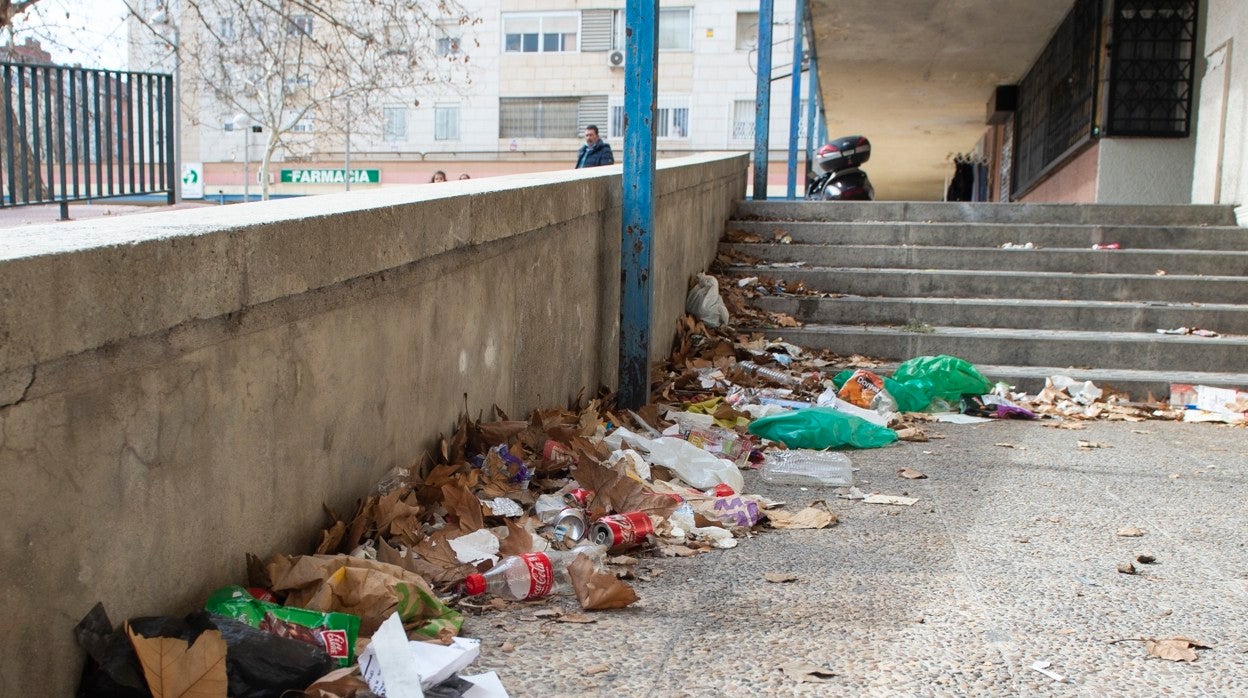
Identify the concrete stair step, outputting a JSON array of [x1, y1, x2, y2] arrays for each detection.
[[821, 361, 1248, 401], [736, 200, 1239, 226], [725, 265, 1248, 305], [750, 295, 1248, 335], [726, 220, 1248, 251], [722, 243, 1248, 277], [762, 323, 1248, 373]]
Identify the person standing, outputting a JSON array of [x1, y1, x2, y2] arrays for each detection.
[[575, 125, 614, 168]]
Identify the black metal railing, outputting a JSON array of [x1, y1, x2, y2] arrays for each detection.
[[1012, 0, 1102, 197], [1, 62, 175, 218]]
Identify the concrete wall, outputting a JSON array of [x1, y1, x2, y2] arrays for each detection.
[[1096, 137, 1198, 205], [0, 153, 747, 697], [1018, 143, 1099, 204], [1192, 0, 1247, 204]]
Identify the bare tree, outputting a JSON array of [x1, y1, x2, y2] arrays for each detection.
[[0, 0, 43, 29], [130, 0, 475, 199]]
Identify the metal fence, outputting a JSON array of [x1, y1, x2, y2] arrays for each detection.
[[1012, 0, 1102, 198], [1, 62, 175, 218]]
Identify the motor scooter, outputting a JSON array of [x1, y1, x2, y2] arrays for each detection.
[[806, 135, 874, 201]]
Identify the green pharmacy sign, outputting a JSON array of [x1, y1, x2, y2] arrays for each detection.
[[280, 168, 380, 184]]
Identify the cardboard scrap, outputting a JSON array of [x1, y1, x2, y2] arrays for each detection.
[[126, 623, 228, 698], [898, 468, 927, 479], [764, 572, 799, 583], [863, 493, 919, 506]]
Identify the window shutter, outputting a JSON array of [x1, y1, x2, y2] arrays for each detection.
[[578, 95, 609, 134], [580, 9, 613, 51]]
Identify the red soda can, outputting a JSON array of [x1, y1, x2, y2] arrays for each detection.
[[563, 488, 594, 507], [591, 512, 655, 550]]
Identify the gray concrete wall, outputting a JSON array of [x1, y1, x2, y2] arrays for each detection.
[[0, 153, 746, 696], [1096, 138, 1198, 205], [1192, 0, 1247, 204]]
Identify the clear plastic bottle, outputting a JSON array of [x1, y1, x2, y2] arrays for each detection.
[[759, 449, 853, 487], [739, 360, 799, 386], [462, 544, 605, 601]]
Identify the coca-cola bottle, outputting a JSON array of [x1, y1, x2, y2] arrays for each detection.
[[462, 545, 604, 601]]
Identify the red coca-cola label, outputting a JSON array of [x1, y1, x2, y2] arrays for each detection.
[[520, 553, 555, 598], [597, 512, 654, 548], [319, 629, 349, 659]]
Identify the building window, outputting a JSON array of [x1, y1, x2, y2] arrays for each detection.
[[503, 13, 578, 53], [735, 12, 758, 50], [290, 116, 313, 133], [383, 106, 407, 142], [609, 96, 690, 140], [731, 99, 755, 141], [435, 104, 460, 141], [218, 17, 235, 41], [1105, 0, 1198, 137], [659, 8, 692, 51], [436, 23, 461, 56], [288, 14, 313, 36], [499, 97, 579, 138]]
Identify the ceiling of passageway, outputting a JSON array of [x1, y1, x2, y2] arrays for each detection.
[[808, 0, 1077, 200]]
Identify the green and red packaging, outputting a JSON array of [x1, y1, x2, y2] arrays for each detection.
[[205, 585, 360, 666]]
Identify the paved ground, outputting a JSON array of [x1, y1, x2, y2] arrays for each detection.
[[0, 201, 212, 230], [464, 418, 1248, 697]]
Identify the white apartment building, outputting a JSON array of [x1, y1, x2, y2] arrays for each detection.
[[131, 0, 814, 196]]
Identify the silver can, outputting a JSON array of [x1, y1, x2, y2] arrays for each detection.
[[551, 507, 588, 542]]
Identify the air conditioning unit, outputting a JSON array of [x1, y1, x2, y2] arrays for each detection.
[[607, 49, 625, 68]]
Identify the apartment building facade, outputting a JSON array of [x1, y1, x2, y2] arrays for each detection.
[[133, 0, 812, 197]]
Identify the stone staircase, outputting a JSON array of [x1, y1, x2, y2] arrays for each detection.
[[721, 200, 1248, 399]]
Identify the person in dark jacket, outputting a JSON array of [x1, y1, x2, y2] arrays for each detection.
[[575, 125, 614, 168]]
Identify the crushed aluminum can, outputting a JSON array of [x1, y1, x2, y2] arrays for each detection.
[[563, 488, 594, 507], [552, 507, 588, 542], [591, 512, 655, 550]]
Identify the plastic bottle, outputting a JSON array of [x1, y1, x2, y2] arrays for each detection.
[[462, 544, 606, 601], [760, 449, 854, 486], [738, 360, 799, 386]]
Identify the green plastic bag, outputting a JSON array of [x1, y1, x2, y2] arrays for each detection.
[[748, 407, 898, 449], [893, 355, 992, 402], [205, 585, 360, 666], [883, 377, 935, 413]]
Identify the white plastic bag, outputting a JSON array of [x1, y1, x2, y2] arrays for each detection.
[[603, 428, 744, 492], [685, 273, 730, 328]]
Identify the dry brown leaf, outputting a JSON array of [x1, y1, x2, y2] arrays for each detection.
[[441, 484, 485, 532], [898, 467, 927, 480], [556, 612, 597, 624], [584, 663, 611, 676], [780, 661, 838, 683], [303, 665, 371, 698], [315, 520, 347, 555], [500, 641, 515, 653], [767, 502, 838, 529], [1118, 562, 1137, 575], [895, 428, 929, 442], [995, 442, 1026, 449], [572, 459, 679, 519], [567, 554, 640, 610], [661, 544, 701, 557], [764, 572, 798, 583], [1146, 637, 1212, 662], [1117, 527, 1145, 537], [375, 489, 423, 544], [126, 624, 228, 698], [496, 518, 536, 557]]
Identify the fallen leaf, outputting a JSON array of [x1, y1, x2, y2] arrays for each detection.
[[863, 493, 919, 506], [533, 609, 562, 619], [895, 428, 929, 442], [572, 459, 679, 519], [556, 612, 597, 624], [766, 501, 837, 529], [898, 468, 927, 480], [995, 442, 1025, 449], [1136, 554, 1157, 564], [780, 661, 837, 683], [585, 663, 611, 675], [1078, 440, 1111, 449], [1145, 637, 1212, 662], [127, 624, 228, 698], [1117, 527, 1145, 537], [660, 544, 701, 557], [567, 554, 639, 610], [500, 641, 515, 653], [764, 572, 799, 583], [496, 518, 536, 557], [607, 555, 637, 566], [441, 484, 485, 532], [1118, 562, 1137, 575]]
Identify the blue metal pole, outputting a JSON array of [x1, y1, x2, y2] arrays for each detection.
[[805, 17, 817, 183], [752, 0, 774, 200], [785, 0, 804, 199], [618, 0, 658, 410]]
